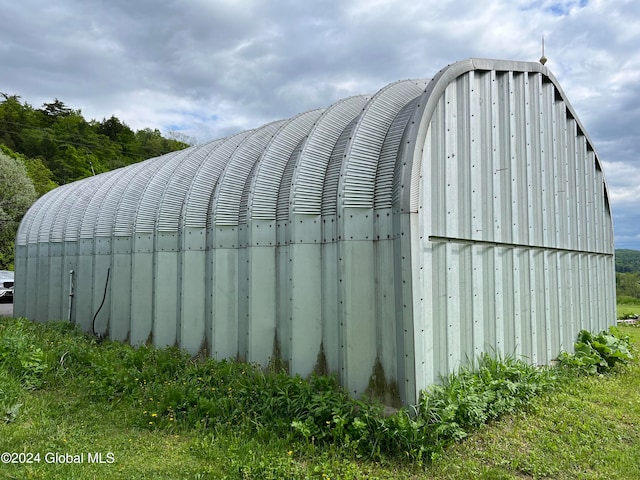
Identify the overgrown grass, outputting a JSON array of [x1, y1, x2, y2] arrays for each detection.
[[1, 317, 638, 479]]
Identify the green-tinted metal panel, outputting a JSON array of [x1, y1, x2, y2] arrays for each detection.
[[76, 240, 94, 333], [25, 243, 39, 321], [13, 244, 28, 317], [111, 248, 132, 342], [47, 243, 64, 322], [131, 234, 154, 345], [180, 248, 206, 355], [246, 246, 277, 366], [339, 238, 376, 397], [36, 244, 50, 322], [289, 242, 322, 376], [211, 245, 238, 359], [154, 250, 178, 348]]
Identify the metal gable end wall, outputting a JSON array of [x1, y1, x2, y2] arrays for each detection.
[[399, 59, 615, 403]]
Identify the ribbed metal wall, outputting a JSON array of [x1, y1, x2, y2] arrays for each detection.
[[14, 58, 615, 405]]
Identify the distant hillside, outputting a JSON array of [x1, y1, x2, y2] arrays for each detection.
[[616, 249, 640, 274]]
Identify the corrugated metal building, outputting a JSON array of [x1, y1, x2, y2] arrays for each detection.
[[14, 58, 616, 405]]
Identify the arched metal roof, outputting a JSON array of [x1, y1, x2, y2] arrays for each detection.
[[15, 58, 616, 405]]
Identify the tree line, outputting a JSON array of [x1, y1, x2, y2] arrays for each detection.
[[615, 249, 640, 301], [0, 93, 190, 269]]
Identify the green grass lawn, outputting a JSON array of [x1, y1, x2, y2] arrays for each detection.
[[618, 301, 640, 319], [1, 319, 639, 479]]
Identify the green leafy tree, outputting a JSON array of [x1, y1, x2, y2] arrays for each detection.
[[0, 145, 57, 197], [0, 151, 38, 269], [1, 93, 188, 187], [615, 249, 640, 274]]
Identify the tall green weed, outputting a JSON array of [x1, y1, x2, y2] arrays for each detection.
[[558, 326, 634, 374]]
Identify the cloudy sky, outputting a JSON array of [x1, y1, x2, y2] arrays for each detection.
[[1, 0, 639, 249]]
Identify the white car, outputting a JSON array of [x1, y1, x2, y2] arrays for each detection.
[[0, 270, 14, 302]]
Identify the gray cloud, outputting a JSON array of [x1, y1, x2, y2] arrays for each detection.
[[1, 0, 639, 248]]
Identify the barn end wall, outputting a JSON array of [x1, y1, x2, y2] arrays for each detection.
[[14, 58, 616, 405], [403, 60, 615, 399]]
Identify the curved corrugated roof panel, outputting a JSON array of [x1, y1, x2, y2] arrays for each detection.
[[290, 95, 370, 215], [134, 148, 194, 234], [340, 79, 428, 208], [184, 131, 253, 230], [156, 140, 224, 233], [213, 120, 287, 226], [113, 150, 185, 237], [249, 109, 324, 221]]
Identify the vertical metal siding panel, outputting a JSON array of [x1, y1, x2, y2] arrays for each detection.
[[131, 235, 153, 346], [47, 243, 63, 321], [469, 71, 490, 357], [212, 239, 238, 359], [92, 246, 112, 336], [237, 242, 249, 361], [13, 245, 27, 318], [518, 247, 534, 357], [455, 78, 474, 363], [548, 251, 561, 356], [513, 73, 531, 354], [338, 218, 376, 397], [509, 72, 522, 353], [491, 72, 506, 354], [527, 75, 542, 364], [559, 251, 573, 350], [593, 163, 604, 252], [321, 234, 339, 373], [180, 231, 206, 355], [531, 249, 545, 362], [575, 134, 586, 252], [555, 101, 569, 350], [566, 119, 578, 251], [111, 241, 132, 342], [541, 81, 556, 360], [420, 124, 437, 387], [25, 244, 39, 320], [36, 244, 50, 322], [590, 155, 599, 255], [373, 228, 398, 393], [444, 84, 461, 371], [556, 102, 569, 248], [76, 240, 94, 332], [288, 242, 322, 374], [275, 168, 295, 370]]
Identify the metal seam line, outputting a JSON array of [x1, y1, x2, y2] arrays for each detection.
[[428, 235, 613, 256]]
